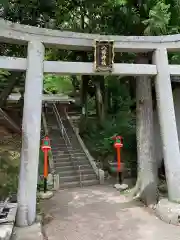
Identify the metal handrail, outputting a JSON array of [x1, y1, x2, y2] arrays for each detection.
[[52, 103, 83, 187]]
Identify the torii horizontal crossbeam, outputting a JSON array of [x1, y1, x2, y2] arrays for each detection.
[[1, 56, 180, 76], [1, 19, 180, 52]]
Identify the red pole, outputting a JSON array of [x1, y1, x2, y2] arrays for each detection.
[[44, 150, 48, 178], [117, 147, 121, 172]]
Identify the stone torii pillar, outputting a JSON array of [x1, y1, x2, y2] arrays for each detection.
[[153, 48, 180, 202], [16, 41, 44, 226]]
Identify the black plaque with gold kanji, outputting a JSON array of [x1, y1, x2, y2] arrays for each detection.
[[94, 40, 114, 72]]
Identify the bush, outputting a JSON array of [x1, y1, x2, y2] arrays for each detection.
[[82, 111, 136, 168]]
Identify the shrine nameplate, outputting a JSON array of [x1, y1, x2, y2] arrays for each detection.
[[94, 40, 114, 72]]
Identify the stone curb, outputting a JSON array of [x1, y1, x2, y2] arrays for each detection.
[[0, 203, 18, 240]]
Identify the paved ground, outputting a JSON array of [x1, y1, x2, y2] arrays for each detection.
[[42, 185, 180, 240]]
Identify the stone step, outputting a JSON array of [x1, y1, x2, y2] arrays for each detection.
[[51, 147, 67, 152], [59, 181, 81, 188], [51, 144, 67, 148], [53, 159, 88, 166], [52, 153, 69, 158], [51, 149, 68, 154], [53, 155, 87, 161], [59, 173, 97, 183], [50, 136, 64, 140], [58, 168, 95, 177], [53, 155, 86, 160], [53, 156, 70, 161], [55, 164, 92, 172], [59, 179, 99, 189], [51, 146, 82, 151], [51, 147, 67, 151], [53, 151, 85, 156], [50, 142, 66, 146], [49, 134, 62, 138], [54, 160, 90, 167], [52, 148, 86, 156], [67, 111, 81, 116], [55, 165, 74, 172], [55, 162, 91, 170], [54, 161, 73, 167], [54, 161, 91, 168]]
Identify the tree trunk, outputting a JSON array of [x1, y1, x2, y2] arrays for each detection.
[[104, 85, 108, 114], [79, 1, 88, 134], [71, 75, 79, 95], [81, 75, 88, 115], [107, 89, 112, 112], [100, 77, 106, 116], [132, 55, 158, 206], [78, 3, 88, 135], [79, 75, 88, 134], [95, 79, 105, 125]]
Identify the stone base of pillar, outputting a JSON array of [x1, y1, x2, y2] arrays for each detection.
[[114, 183, 129, 191], [155, 198, 180, 225], [12, 223, 44, 240], [39, 191, 54, 200]]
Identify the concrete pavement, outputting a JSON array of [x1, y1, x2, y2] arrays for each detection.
[[42, 185, 180, 240]]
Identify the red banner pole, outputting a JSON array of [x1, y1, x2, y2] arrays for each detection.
[[117, 147, 121, 172], [44, 150, 48, 178]]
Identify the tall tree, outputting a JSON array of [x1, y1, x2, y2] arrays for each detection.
[[128, 0, 172, 204], [132, 54, 158, 206]]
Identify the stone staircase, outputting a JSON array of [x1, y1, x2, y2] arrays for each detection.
[[66, 111, 81, 129], [45, 104, 99, 189]]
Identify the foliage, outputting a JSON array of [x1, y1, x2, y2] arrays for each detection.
[[1, 0, 56, 26], [83, 112, 136, 155], [143, 1, 171, 35], [0, 70, 10, 87], [82, 80, 136, 168], [107, 77, 135, 113], [43, 75, 73, 94]]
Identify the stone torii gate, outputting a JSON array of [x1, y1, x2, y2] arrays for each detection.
[[0, 19, 180, 226]]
